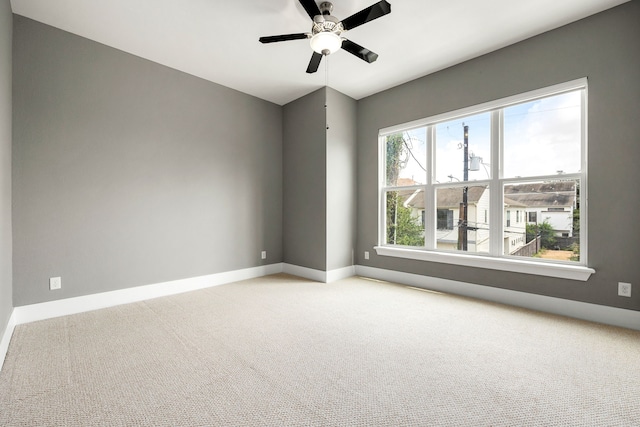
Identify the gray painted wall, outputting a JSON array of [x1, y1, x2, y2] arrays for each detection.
[[0, 0, 12, 331], [12, 16, 283, 306], [283, 88, 327, 271], [283, 87, 357, 273], [326, 88, 356, 271], [357, 2, 640, 310]]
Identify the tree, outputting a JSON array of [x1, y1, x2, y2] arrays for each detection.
[[573, 180, 580, 236], [385, 133, 406, 186], [538, 220, 557, 249], [385, 134, 424, 246], [526, 219, 556, 249], [526, 223, 537, 243], [572, 208, 580, 236], [386, 192, 424, 246]]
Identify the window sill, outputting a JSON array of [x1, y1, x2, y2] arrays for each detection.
[[373, 246, 595, 281]]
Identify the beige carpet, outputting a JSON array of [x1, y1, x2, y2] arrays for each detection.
[[1, 274, 639, 426]]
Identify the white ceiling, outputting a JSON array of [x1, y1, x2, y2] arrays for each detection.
[[10, 0, 629, 105]]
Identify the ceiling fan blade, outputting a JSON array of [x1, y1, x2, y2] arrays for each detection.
[[341, 39, 379, 63], [259, 33, 309, 43], [341, 0, 391, 31], [299, 0, 322, 19], [306, 52, 323, 73]]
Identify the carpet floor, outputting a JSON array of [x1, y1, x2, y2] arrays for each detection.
[[1, 274, 639, 426]]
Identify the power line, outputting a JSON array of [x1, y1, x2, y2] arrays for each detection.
[[401, 133, 427, 172]]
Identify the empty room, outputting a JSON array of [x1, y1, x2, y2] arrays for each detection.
[[0, 0, 639, 425]]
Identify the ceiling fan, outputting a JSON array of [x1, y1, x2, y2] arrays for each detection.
[[259, 0, 391, 73]]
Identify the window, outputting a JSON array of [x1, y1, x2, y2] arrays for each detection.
[[377, 79, 592, 281], [437, 209, 454, 230]]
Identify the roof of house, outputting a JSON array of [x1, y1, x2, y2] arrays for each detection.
[[394, 181, 576, 210], [436, 187, 487, 208], [396, 186, 487, 210], [504, 197, 528, 208], [396, 178, 422, 186], [504, 181, 576, 208]]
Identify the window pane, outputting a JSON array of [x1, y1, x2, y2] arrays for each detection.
[[504, 91, 581, 178], [385, 129, 427, 186], [385, 189, 425, 246], [504, 179, 580, 261], [435, 112, 491, 184], [435, 185, 490, 254]]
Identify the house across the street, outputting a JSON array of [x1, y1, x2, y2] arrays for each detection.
[[504, 181, 577, 237]]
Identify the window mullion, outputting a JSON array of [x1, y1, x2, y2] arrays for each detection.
[[378, 135, 387, 245], [580, 88, 588, 265], [489, 109, 503, 257], [424, 125, 436, 249]]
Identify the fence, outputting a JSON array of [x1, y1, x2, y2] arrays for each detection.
[[512, 236, 541, 257], [554, 236, 579, 250]]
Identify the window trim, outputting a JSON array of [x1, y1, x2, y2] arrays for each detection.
[[374, 246, 595, 281], [377, 78, 592, 281]]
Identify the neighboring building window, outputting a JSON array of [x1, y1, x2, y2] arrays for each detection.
[[437, 209, 454, 230], [378, 79, 587, 269]]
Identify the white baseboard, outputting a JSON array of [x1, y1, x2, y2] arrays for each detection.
[[9, 261, 348, 331], [283, 263, 355, 283], [13, 263, 283, 326], [0, 309, 17, 372], [283, 264, 327, 282], [355, 265, 640, 331], [326, 265, 356, 283]]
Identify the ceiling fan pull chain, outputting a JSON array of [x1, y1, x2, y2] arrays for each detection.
[[325, 55, 330, 130], [325, 54, 329, 88]]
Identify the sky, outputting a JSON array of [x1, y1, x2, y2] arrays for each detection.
[[388, 90, 582, 185]]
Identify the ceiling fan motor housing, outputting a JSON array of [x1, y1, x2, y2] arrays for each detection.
[[311, 16, 343, 36], [318, 2, 334, 15]]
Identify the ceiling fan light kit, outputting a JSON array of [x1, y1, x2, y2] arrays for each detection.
[[310, 32, 342, 55], [259, 0, 391, 73]]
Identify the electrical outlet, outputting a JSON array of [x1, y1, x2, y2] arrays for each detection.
[[618, 282, 631, 297], [261, 251, 267, 260], [49, 277, 62, 290], [364, 251, 370, 260]]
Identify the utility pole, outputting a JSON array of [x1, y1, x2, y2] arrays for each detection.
[[457, 125, 469, 251]]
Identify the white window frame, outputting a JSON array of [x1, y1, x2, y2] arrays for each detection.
[[375, 78, 594, 281]]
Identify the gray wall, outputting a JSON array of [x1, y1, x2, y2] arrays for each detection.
[[283, 87, 357, 273], [357, 1, 640, 310], [0, 0, 12, 330], [283, 88, 327, 271], [9, 3, 638, 313], [12, 16, 283, 306], [326, 88, 357, 271]]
